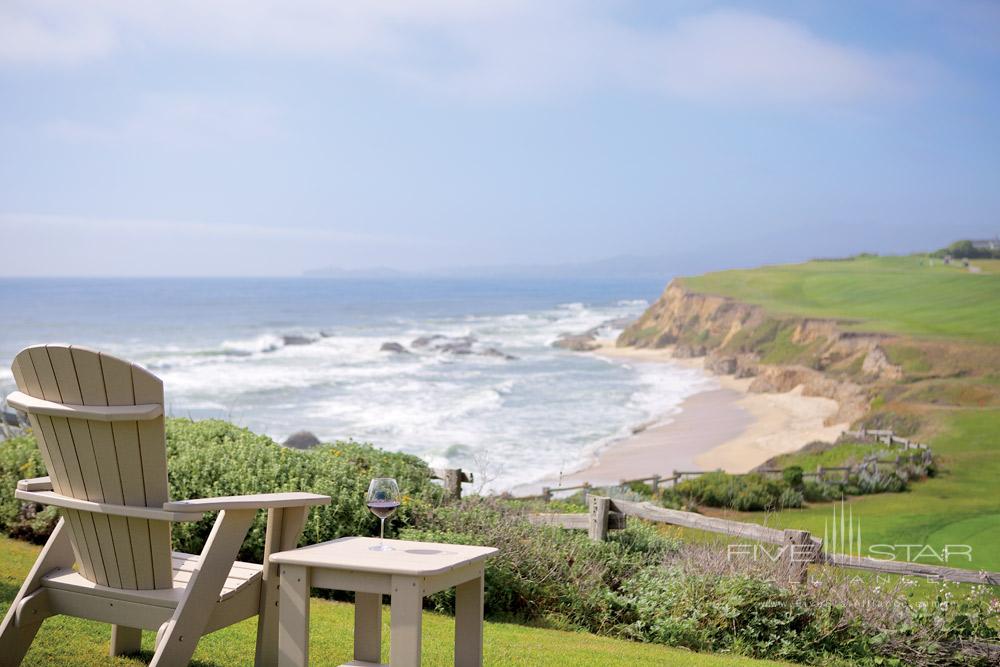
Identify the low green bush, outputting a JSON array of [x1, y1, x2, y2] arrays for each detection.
[[666, 471, 803, 511], [619, 568, 870, 663], [0, 419, 442, 560], [658, 458, 926, 511], [402, 497, 679, 631], [0, 433, 57, 542]]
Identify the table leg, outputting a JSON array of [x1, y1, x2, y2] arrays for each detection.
[[354, 592, 382, 663], [278, 564, 310, 667], [454, 571, 484, 667], [390, 575, 422, 667]]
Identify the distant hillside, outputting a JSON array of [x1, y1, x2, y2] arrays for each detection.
[[680, 255, 999, 344], [305, 254, 716, 282], [618, 253, 1000, 570]]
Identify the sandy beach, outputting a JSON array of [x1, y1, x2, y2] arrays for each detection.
[[527, 343, 847, 491]]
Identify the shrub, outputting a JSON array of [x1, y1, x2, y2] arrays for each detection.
[[0, 419, 442, 560], [619, 568, 870, 662], [783, 465, 804, 488], [0, 433, 57, 542], [401, 497, 679, 631], [670, 471, 802, 511]]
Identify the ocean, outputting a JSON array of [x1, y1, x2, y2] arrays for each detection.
[[0, 277, 712, 491]]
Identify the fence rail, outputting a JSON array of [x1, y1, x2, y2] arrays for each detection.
[[515, 428, 931, 501], [532, 495, 999, 586]]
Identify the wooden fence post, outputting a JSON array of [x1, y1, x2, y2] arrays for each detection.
[[588, 496, 610, 542], [541, 487, 552, 502], [443, 469, 463, 499], [582, 482, 591, 505], [651, 475, 661, 493], [782, 529, 814, 585]]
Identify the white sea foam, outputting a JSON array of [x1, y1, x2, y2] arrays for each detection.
[[108, 296, 704, 491]]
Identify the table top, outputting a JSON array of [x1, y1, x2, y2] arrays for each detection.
[[269, 537, 497, 576]]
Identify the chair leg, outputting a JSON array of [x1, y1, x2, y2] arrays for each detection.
[[110, 625, 142, 656], [0, 620, 43, 667], [150, 509, 256, 667], [0, 519, 75, 667]]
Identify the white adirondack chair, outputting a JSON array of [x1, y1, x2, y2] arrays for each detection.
[[0, 345, 331, 666]]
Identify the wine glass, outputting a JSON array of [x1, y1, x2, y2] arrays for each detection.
[[365, 478, 401, 551]]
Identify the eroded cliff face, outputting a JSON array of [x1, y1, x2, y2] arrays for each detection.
[[618, 280, 895, 425]]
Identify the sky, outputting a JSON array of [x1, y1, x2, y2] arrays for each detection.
[[1, 0, 999, 277]]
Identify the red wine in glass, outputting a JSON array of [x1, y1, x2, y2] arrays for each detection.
[[365, 478, 401, 551], [366, 500, 401, 519]]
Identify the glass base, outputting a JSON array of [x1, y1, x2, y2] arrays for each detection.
[[369, 544, 395, 552]]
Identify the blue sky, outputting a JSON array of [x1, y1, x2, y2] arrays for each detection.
[[1, 1, 999, 276]]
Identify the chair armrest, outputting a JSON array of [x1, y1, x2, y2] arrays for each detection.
[[6, 390, 162, 422], [15, 489, 204, 522], [163, 492, 331, 513], [17, 476, 53, 492]]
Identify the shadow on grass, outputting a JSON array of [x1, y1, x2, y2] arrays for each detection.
[[125, 650, 225, 667]]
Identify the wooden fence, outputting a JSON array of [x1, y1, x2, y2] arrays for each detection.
[[516, 428, 931, 501], [429, 467, 473, 499], [530, 496, 1000, 586]]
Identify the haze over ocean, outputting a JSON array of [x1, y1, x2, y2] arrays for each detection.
[[0, 277, 712, 491]]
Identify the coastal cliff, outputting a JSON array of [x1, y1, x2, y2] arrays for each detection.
[[617, 280, 886, 426]]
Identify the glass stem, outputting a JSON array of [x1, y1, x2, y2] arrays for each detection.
[[380, 517, 386, 548]]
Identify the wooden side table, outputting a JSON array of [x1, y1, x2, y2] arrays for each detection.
[[270, 536, 497, 667]]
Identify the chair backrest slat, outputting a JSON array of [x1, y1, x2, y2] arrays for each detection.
[[11, 345, 174, 590]]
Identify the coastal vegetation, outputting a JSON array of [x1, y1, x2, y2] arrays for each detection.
[[2, 418, 996, 665], [680, 254, 1000, 344], [2, 251, 998, 665], [0, 537, 773, 667], [618, 253, 1000, 572]]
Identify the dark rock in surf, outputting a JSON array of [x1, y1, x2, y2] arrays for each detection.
[[411, 334, 448, 348], [284, 430, 321, 449], [380, 342, 411, 354], [482, 347, 517, 361], [552, 333, 600, 352], [439, 342, 474, 355], [282, 335, 315, 346]]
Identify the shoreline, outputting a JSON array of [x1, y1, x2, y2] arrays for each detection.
[[519, 343, 847, 492]]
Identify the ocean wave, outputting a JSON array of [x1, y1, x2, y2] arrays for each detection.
[[221, 334, 286, 355], [20, 295, 687, 493]]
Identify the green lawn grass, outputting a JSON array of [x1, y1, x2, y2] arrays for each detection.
[[683, 255, 1000, 344], [678, 255, 1000, 571], [769, 443, 895, 470], [0, 536, 787, 667], [724, 410, 1000, 571]]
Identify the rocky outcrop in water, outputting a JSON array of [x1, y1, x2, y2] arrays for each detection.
[[553, 334, 601, 351], [410, 334, 516, 360], [551, 316, 637, 352], [282, 334, 316, 346], [284, 430, 321, 449], [380, 342, 411, 354]]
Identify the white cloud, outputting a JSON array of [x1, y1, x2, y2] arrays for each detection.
[[0, 2, 115, 65], [0, 1, 933, 105], [44, 93, 281, 147]]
